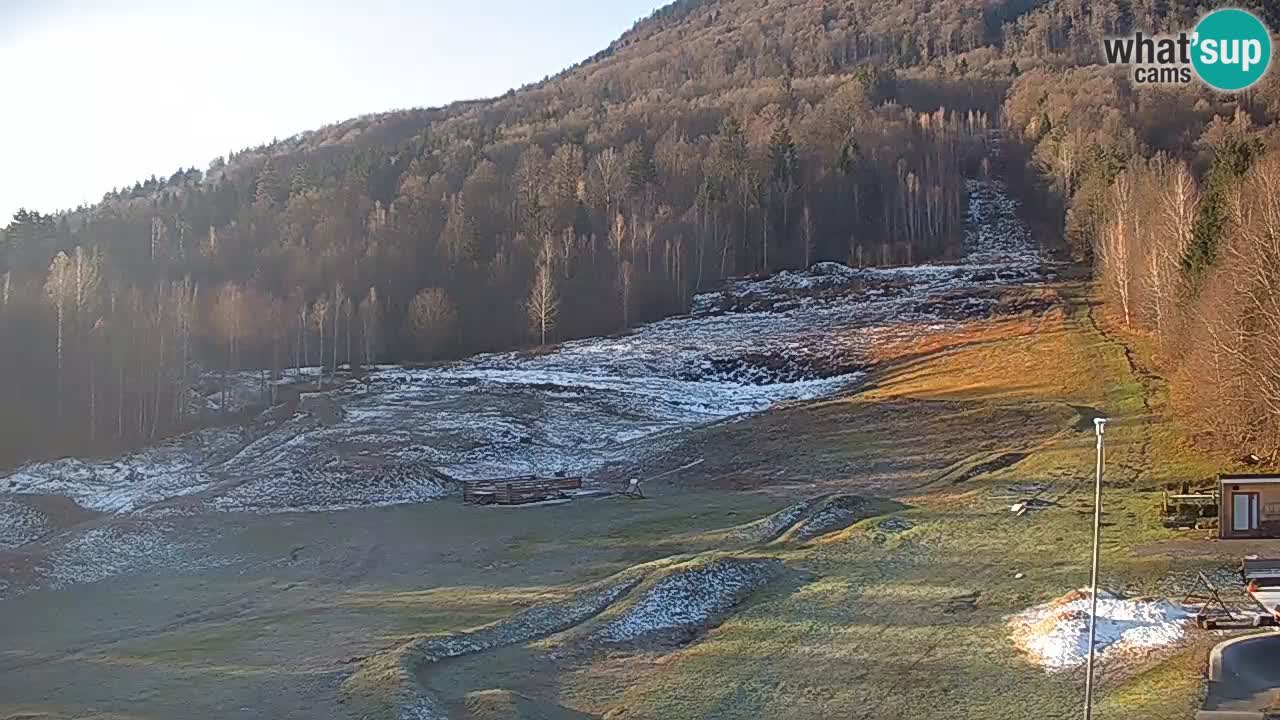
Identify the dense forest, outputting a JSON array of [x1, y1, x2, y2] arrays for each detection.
[[3, 0, 1280, 466]]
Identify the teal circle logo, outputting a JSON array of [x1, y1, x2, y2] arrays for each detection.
[[1192, 9, 1272, 91]]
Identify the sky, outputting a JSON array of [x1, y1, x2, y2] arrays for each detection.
[[0, 0, 662, 223]]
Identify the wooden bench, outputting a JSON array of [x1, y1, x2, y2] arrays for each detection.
[[463, 476, 582, 505]]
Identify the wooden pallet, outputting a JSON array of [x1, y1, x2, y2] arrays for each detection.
[[463, 476, 582, 505]]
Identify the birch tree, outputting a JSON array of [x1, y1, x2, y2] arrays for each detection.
[[527, 251, 559, 344], [1149, 161, 1198, 337], [1101, 171, 1135, 328], [311, 296, 330, 388], [406, 288, 456, 359], [333, 282, 344, 374], [360, 286, 379, 366], [45, 251, 73, 423]]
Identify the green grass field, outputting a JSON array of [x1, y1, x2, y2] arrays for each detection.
[[338, 285, 1269, 720], [4, 285, 1267, 720]]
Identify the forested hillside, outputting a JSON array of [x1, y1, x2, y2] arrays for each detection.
[[2, 0, 1278, 466]]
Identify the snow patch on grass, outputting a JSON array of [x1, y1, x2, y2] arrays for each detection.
[[210, 459, 455, 514], [356, 577, 643, 720], [787, 495, 884, 541], [594, 558, 784, 644], [399, 695, 449, 720], [733, 500, 813, 542], [0, 500, 48, 548], [1, 427, 242, 514], [412, 577, 642, 663], [35, 522, 230, 591], [1009, 589, 1193, 672]]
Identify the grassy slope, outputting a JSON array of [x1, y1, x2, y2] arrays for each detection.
[[11, 284, 1247, 720], [543, 285, 1235, 720]]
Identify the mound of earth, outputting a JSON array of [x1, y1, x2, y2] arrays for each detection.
[[731, 495, 903, 544], [210, 458, 457, 513], [946, 452, 1028, 485], [780, 495, 898, 541], [783, 491, 885, 538], [411, 578, 642, 664], [731, 498, 819, 543], [688, 350, 864, 386], [38, 520, 230, 591], [1008, 588, 1193, 672], [462, 690, 594, 720], [346, 577, 643, 720], [0, 518, 231, 600], [690, 262, 868, 315], [2, 427, 246, 514], [591, 557, 784, 646]]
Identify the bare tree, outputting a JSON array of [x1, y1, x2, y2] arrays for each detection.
[[609, 212, 630, 327], [1148, 161, 1198, 338], [360, 286, 379, 366], [802, 202, 814, 269], [527, 250, 559, 344], [298, 300, 309, 373], [1101, 171, 1135, 328], [406, 288, 457, 359], [591, 148, 626, 219], [1220, 156, 1280, 440], [174, 277, 195, 420], [45, 251, 73, 423], [212, 283, 246, 414], [311, 296, 330, 388], [342, 291, 354, 371], [333, 282, 344, 374], [89, 318, 106, 444]]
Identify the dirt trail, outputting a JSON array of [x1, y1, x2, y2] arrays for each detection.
[[1086, 298, 1155, 485]]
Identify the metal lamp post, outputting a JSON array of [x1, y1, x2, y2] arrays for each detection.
[[1084, 417, 1108, 720]]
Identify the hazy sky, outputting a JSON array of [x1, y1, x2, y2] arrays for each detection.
[[0, 0, 661, 223]]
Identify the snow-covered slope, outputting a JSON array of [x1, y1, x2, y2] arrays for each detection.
[[2, 180, 1044, 518]]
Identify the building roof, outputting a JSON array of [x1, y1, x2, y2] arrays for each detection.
[[1220, 474, 1280, 485]]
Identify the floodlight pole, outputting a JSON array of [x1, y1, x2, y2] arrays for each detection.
[[1084, 417, 1108, 720]]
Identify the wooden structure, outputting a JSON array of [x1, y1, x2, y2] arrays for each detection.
[[1184, 571, 1236, 629], [463, 475, 582, 506], [1162, 490, 1218, 529], [1219, 474, 1280, 539]]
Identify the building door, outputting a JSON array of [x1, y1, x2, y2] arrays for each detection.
[[1233, 493, 1261, 532]]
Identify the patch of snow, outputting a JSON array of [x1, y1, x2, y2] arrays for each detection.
[[1009, 589, 1193, 671], [35, 522, 232, 591], [595, 558, 783, 643], [399, 695, 449, 720], [2, 427, 242, 514], [0, 500, 49, 548], [734, 500, 813, 542], [791, 497, 869, 540], [878, 517, 915, 533], [210, 459, 453, 514]]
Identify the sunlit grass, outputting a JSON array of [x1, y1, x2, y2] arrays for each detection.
[[544, 286, 1227, 720]]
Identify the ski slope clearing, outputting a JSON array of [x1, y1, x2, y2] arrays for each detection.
[[1, 181, 1045, 521], [0, 180, 1052, 603]]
